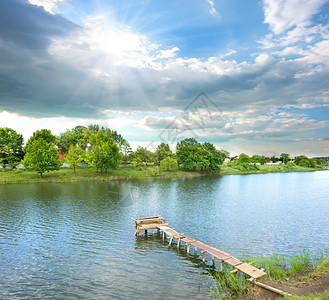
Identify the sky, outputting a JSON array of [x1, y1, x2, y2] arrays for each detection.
[[0, 0, 329, 157]]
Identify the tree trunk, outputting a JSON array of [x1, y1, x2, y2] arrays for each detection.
[[40, 172, 43, 178], [74, 166, 76, 173]]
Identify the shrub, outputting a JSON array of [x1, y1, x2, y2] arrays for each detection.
[[160, 157, 178, 171]]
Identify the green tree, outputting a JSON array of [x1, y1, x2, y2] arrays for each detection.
[[26, 129, 57, 149], [23, 139, 61, 177], [121, 140, 132, 163], [160, 157, 178, 171], [134, 146, 156, 166], [57, 126, 86, 154], [155, 142, 173, 163], [176, 138, 223, 172], [238, 153, 250, 163], [65, 145, 84, 173], [88, 132, 121, 174], [280, 153, 290, 164], [0, 127, 24, 168]]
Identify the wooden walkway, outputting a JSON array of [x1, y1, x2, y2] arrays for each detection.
[[134, 215, 266, 280]]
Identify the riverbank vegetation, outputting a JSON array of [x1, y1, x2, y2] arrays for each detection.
[[211, 249, 329, 299], [0, 125, 327, 183]]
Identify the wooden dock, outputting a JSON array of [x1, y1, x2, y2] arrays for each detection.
[[133, 215, 266, 279], [134, 215, 293, 297]]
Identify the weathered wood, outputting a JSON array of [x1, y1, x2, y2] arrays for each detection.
[[254, 281, 292, 297], [236, 263, 266, 279], [168, 236, 174, 247], [202, 251, 206, 263]]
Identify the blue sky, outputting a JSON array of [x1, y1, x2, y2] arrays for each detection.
[[0, 0, 329, 156]]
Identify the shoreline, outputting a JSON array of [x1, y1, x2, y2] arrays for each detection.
[[0, 165, 324, 185]]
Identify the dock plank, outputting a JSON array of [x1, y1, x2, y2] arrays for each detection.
[[224, 257, 243, 267], [236, 263, 266, 279]]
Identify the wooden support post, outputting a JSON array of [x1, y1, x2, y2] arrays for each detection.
[[254, 281, 292, 297], [177, 238, 181, 249], [162, 231, 165, 241], [202, 251, 206, 263], [168, 236, 174, 247], [212, 256, 215, 267], [194, 246, 198, 256], [145, 229, 147, 235], [187, 243, 190, 255], [220, 260, 223, 272]]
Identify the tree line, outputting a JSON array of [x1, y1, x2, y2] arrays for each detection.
[[0, 126, 326, 177]]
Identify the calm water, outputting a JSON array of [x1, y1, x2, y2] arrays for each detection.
[[0, 171, 328, 299]]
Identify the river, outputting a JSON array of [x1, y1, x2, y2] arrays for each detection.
[[0, 171, 328, 299]]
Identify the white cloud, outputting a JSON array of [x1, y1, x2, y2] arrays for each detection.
[[207, 0, 218, 16], [263, 0, 327, 35], [156, 47, 180, 59], [28, 0, 64, 14]]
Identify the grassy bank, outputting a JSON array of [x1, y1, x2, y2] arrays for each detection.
[[0, 166, 207, 184], [220, 163, 320, 175], [0, 164, 322, 185], [210, 249, 329, 299]]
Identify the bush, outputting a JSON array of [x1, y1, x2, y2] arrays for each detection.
[[160, 157, 178, 171]]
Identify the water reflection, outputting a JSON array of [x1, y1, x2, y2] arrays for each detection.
[[0, 171, 329, 299]]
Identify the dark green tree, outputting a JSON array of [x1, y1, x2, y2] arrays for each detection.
[[23, 139, 61, 177], [0, 127, 24, 167], [26, 129, 56, 149], [238, 153, 250, 163], [155, 142, 173, 163], [160, 157, 178, 171], [57, 126, 86, 154], [280, 153, 290, 164]]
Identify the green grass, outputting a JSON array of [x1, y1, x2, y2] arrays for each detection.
[[220, 163, 320, 175], [288, 288, 329, 300], [210, 265, 251, 299], [211, 251, 329, 299], [0, 162, 322, 185], [0, 165, 206, 184], [242, 249, 314, 281]]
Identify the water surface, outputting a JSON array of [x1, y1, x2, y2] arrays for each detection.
[[0, 171, 328, 299]]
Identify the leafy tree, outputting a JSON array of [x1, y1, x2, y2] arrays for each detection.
[[160, 157, 178, 171], [65, 145, 84, 173], [155, 142, 173, 163], [238, 153, 250, 163], [57, 126, 86, 154], [280, 153, 290, 164], [26, 129, 56, 149], [219, 149, 230, 160], [250, 155, 267, 165], [121, 140, 132, 163], [23, 139, 61, 177], [134, 146, 156, 166], [0, 127, 24, 168], [176, 138, 223, 172], [88, 132, 121, 173]]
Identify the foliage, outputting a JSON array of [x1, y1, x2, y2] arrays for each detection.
[[57, 126, 86, 153], [295, 155, 317, 168], [65, 145, 84, 173], [155, 142, 173, 162], [285, 161, 297, 169], [313, 157, 329, 166], [133, 146, 156, 166], [0, 127, 24, 168], [238, 153, 250, 163], [121, 140, 132, 163], [22, 139, 61, 177], [280, 153, 290, 164], [26, 129, 56, 149], [88, 132, 121, 174], [160, 157, 178, 171], [250, 155, 267, 165], [176, 138, 223, 172], [210, 265, 250, 299]]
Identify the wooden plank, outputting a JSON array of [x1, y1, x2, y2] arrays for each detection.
[[138, 223, 168, 230], [224, 257, 243, 267], [191, 241, 230, 260], [236, 263, 266, 279], [254, 281, 291, 297]]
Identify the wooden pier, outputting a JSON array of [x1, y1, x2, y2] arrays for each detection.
[[134, 215, 266, 279], [134, 215, 292, 297]]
